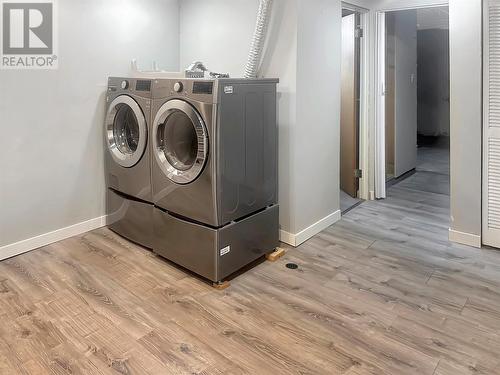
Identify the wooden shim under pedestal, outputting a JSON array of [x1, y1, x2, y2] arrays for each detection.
[[266, 247, 286, 262], [212, 281, 230, 290]]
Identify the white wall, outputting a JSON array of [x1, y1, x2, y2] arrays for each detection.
[[0, 0, 179, 251], [180, 0, 483, 248], [294, 0, 342, 234], [393, 10, 418, 177], [449, 0, 482, 246], [180, 0, 341, 244], [259, 2, 299, 235], [1, 0, 481, 252], [181, 0, 299, 236], [180, 0, 258, 77], [366, 0, 482, 247], [372, 0, 448, 10]]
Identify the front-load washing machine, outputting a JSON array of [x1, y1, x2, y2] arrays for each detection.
[[151, 78, 280, 283], [104, 77, 154, 248]]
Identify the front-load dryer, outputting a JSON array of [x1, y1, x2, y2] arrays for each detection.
[[104, 77, 154, 248], [151, 78, 280, 283]]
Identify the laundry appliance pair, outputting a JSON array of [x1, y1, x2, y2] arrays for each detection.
[[105, 77, 279, 283]]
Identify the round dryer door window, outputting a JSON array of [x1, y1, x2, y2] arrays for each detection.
[[105, 95, 147, 168], [153, 99, 208, 184]]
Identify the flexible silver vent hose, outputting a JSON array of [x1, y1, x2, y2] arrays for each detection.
[[244, 0, 274, 78]]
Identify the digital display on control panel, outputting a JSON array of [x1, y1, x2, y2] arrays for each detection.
[[193, 82, 213, 95], [136, 80, 151, 92]]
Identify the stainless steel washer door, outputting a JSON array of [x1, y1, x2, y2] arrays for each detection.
[[106, 95, 147, 168], [153, 99, 208, 185]]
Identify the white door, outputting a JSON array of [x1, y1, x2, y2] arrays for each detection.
[[341, 13, 360, 198], [394, 10, 418, 177], [483, 0, 500, 246]]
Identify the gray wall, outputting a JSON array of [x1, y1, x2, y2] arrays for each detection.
[[449, 0, 482, 239], [417, 28, 450, 136], [0, 0, 180, 248]]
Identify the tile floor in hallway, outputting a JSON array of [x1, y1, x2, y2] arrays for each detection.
[[1, 145, 500, 374]]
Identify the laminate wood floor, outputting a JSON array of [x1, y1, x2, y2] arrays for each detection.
[[340, 190, 362, 214], [2, 150, 500, 374]]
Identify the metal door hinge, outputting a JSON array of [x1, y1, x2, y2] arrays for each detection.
[[355, 27, 364, 38], [354, 169, 363, 179]]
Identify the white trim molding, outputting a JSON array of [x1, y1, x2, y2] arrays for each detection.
[[280, 210, 342, 247], [0, 216, 107, 261], [376, 1, 449, 13], [449, 228, 481, 248], [358, 10, 371, 201], [342, 2, 369, 13], [374, 11, 387, 199]]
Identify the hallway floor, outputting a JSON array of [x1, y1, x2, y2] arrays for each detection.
[[394, 142, 450, 195], [340, 189, 362, 214], [1, 146, 500, 374]]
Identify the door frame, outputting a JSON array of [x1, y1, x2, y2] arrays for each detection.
[[482, 0, 491, 245], [375, 11, 386, 199], [373, 2, 449, 199], [342, 2, 370, 200]]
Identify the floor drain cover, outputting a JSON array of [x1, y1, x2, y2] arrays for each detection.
[[286, 263, 299, 270]]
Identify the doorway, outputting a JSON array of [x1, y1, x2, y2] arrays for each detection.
[[381, 6, 450, 198], [340, 5, 364, 214]]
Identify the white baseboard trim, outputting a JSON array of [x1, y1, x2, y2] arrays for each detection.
[[280, 210, 342, 247], [449, 228, 481, 248], [3, 208, 343, 259], [0, 216, 107, 261], [279, 230, 296, 246]]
